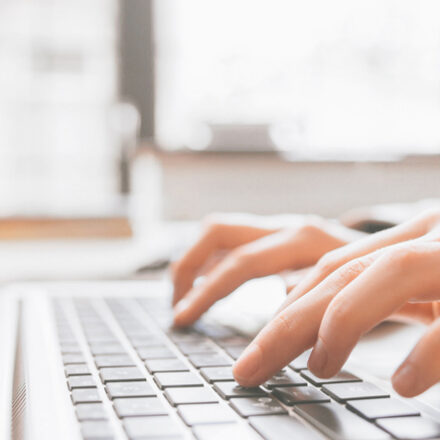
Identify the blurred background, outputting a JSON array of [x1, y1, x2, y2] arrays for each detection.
[[1, 0, 440, 276]]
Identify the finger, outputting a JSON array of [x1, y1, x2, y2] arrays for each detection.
[[173, 227, 325, 326], [277, 210, 439, 314], [233, 253, 377, 387], [172, 221, 275, 305], [280, 268, 312, 294], [392, 317, 440, 397], [308, 242, 440, 378], [390, 303, 436, 325]]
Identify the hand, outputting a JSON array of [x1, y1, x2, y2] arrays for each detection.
[[172, 213, 364, 326], [233, 209, 440, 397]]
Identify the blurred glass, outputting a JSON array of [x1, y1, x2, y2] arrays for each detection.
[[155, 0, 440, 159], [0, 0, 120, 215]]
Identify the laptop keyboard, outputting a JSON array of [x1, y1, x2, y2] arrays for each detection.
[[53, 296, 440, 440]]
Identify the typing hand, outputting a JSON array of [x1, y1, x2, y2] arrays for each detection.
[[233, 209, 440, 397], [172, 213, 364, 326]]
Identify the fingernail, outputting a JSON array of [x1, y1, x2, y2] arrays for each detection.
[[233, 344, 262, 382], [392, 364, 418, 396], [308, 339, 328, 374]]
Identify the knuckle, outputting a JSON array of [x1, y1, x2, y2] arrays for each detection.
[[272, 312, 293, 335], [202, 216, 221, 233], [316, 251, 341, 276], [324, 299, 356, 336], [381, 245, 419, 271], [297, 215, 326, 236], [229, 247, 255, 271], [342, 258, 369, 277], [329, 257, 370, 286], [201, 215, 228, 242], [418, 208, 440, 229], [327, 299, 350, 323]]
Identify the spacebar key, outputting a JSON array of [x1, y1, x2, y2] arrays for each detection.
[[249, 415, 323, 440], [295, 403, 391, 440]]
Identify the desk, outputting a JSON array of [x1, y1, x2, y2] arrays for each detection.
[[0, 221, 197, 282]]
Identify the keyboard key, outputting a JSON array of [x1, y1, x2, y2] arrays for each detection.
[[95, 355, 135, 368], [194, 321, 236, 340], [176, 341, 218, 355], [72, 389, 102, 404], [86, 335, 118, 344], [124, 415, 182, 439], [295, 403, 391, 440], [347, 398, 420, 420], [85, 329, 113, 337], [223, 345, 247, 360], [200, 367, 234, 383], [168, 329, 206, 343], [193, 423, 259, 440], [322, 382, 389, 402], [124, 328, 152, 338], [265, 370, 308, 388], [154, 372, 204, 388], [81, 420, 113, 439], [137, 346, 175, 360], [129, 335, 164, 348], [165, 386, 219, 406], [188, 353, 232, 368], [289, 351, 311, 371], [177, 403, 236, 425], [273, 386, 330, 405], [90, 344, 126, 355], [377, 416, 440, 439], [230, 396, 287, 417], [145, 358, 189, 373], [301, 369, 361, 386], [88, 339, 120, 348], [60, 344, 81, 354], [114, 397, 168, 417], [249, 414, 323, 440], [65, 364, 91, 376], [68, 376, 97, 390], [76, 403, 107, 421], [213, 381, 266, 399], [83, 332, 113, 341], [106, 381, 156, 399], [62, 354, 86, 364], [58, 337, 78, 345], [100, 367, 145, 383], [217, 336, 251, 347]]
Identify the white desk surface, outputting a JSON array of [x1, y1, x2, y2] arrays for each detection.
[[0, 221, 198, 282]]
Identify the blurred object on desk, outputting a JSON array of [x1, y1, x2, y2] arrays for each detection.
[[0, 194, 133, 240], [0, 215, 132, 240], [340, 199, 440, 232]]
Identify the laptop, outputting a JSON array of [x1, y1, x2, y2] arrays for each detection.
[[1, 280, 439, 440]]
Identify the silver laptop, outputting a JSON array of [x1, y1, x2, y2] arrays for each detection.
[[1, 280, 439, 440]]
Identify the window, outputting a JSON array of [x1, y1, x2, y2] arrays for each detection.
[[155, 0, 440, 159], [0, 0, 119, 212]]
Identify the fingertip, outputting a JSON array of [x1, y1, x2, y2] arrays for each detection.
[[173, 299, 194, 326], [392, 364, 419, 397], [171, 289, 181, 307], [307, 338, 329, 377], [233, 343, 264, 387]]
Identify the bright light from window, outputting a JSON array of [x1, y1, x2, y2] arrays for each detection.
[[155, 0, 440, 158]]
